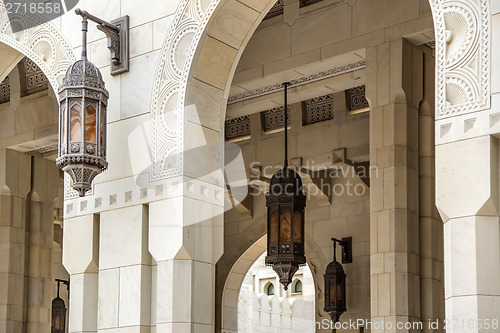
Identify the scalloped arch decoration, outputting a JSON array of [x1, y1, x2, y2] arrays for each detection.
[[150, 0, 491, 180], [0, 3, 77, 94]]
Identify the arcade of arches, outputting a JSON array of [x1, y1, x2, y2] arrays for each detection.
[[0, 0, 499, 332]]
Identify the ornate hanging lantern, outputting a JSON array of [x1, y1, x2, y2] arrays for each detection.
[[265, 82, 306, 290], [324, 237, 352, 323], [56, 15, 108, 197], [51, 279, 69, 333]]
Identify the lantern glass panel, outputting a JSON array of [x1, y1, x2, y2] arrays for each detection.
[[329, 280, 335, 301], [328, 278, 343, 302], [293, 207, 303, 243], [85, 105, 97, 143], [279, 206, 292, 242], [52, 314, 61, 330], [269, 206, 278, 243], [70, 103, 82, 141]]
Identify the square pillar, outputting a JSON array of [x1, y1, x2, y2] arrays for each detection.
[[436, 136, 500, 333], [0, 149, 31, 333], [97, 205, 151, 332], [63, 213, 100, 333], [367, 39, 423, 331], [149, 189, 223, 332]]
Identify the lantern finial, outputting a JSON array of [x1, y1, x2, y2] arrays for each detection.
[[79, 12, 88, 59]]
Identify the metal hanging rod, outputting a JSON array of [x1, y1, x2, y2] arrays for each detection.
[[75, 8, 119, 31]]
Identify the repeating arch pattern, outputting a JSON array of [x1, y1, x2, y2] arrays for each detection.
[[150, 0, 492, 180], [0, 3, 77, 93]]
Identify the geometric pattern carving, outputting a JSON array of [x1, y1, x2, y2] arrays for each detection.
[[64, 173, 94, 199], [303, 94, 333, 125], [345, 86, 369, 112], [33, 143, 58, 154], [225, 115, 250, 140], [0, 3, 77, 94], [263, 0, 324, 19], [300, 0, 324, 7], [430, 0, 490, 118], [22, 56, 48, 93], [263, 106, 290, 132], [228, 61, 365, 105], [0, 76, 9, 103], [264, 0, 283, 20], [150, 0, 219, 180]]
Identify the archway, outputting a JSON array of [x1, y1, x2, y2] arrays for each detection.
[[217, 223, 327, 333], [0, 3, 77, 93], [151, 0, 492, 331], [151, 0, 491, 181]]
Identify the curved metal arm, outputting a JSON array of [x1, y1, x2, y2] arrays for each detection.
[[74, 9, 130, 75], [331, 237, 352, 263], [75, 8, 119, 31]]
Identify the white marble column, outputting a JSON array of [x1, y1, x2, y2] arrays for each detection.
[[97, 205, 151, 332], [367, 39, 422, 332], [419, 47, 444, 332], [149, 188, 224, 333], [436, 136, 500, 333], [63, 213, 100, 333]]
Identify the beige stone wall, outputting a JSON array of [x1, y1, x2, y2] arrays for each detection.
[[0, 150, 59, 333]]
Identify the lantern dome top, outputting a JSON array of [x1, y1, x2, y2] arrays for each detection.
[[60, 58, 108, 93], [269, 166, 304, 191], [51, 296, 66, 309], [325, 259, 345, 276]]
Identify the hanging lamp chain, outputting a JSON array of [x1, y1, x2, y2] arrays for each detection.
[[283, 82, 290, 168]]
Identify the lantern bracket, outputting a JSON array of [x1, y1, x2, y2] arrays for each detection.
[[75, 9, 129, 75], [55, 278, 70, 298], [331, 237, 352, 264]]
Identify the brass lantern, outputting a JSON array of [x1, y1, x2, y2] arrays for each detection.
[[51, 297, 66, 333], [265, 82, 306, 290], [324, 237, 351, 323], [51, 279, 69, 333], [56, 15, 108, 197]]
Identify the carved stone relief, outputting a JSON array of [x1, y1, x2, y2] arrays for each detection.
[[0, 4, 77, 91], [430, 0, 490, 118]]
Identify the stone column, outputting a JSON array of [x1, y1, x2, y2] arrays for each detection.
[[97, 205, 151, 332], [419, 48, 444, 332], [0, 149, 31, 333], [149, 193, 223, 333], [147, 79, 225, 333], [436, 136, 500, 332], [26, 156, 59, 333], [367, 39, 422, 331], [63, 213, 100, 333]]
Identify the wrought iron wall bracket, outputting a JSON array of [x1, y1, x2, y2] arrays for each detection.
[[75, 9, 129, 75], [332, 237, 352, 264]]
